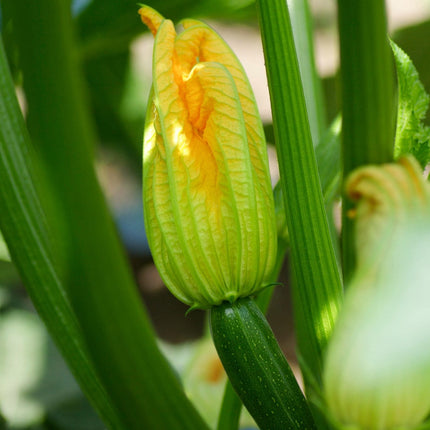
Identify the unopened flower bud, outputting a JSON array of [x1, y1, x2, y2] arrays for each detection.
[[324, 156, 430, 430], [139, 6, 277, 309]]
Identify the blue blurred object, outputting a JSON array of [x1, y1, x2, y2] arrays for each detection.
[[115, 202, 151, 257], [71, 0, 92, 16]]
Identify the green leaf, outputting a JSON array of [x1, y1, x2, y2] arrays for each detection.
[[83, 51, 144, 164], [393, 19, 430, 125], [256, 0, 343, 386], [391, 41, 430, 167]]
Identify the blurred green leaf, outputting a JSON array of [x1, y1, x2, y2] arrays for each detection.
[[83, 50, 144, 162], [391, 41, 430, 167], [0, 35, 124, 428]]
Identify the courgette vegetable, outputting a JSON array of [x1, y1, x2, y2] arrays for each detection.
[[210, 297, 316, 430]]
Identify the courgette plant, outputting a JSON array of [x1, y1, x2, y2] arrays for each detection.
[[1, 0, 430, 429]]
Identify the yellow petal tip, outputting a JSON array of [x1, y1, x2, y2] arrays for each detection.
[[138, 5, 164, 36]]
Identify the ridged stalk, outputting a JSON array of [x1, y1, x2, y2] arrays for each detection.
[[257, 0, 343, 384]]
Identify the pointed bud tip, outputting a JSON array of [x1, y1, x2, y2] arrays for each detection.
[[138, 4, 164, 36]]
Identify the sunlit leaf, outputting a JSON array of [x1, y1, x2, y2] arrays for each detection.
[[392, 41, 430, 167]]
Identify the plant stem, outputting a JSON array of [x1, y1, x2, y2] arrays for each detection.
[[337, 0, 395, 281], [257, 0, 343, 385]]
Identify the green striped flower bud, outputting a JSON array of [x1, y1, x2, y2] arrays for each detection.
[[139, 6, 277, 309]]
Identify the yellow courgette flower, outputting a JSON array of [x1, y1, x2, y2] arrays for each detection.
[[324, 156, 430, 430], [139, 6, 277, 309]]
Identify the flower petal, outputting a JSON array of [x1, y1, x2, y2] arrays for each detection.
[[138, 5, 164, 36]]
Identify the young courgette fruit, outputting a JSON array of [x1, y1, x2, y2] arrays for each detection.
[[210, 297, 316, 430]]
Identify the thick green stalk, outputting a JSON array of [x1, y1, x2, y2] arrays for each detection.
[[0, 37, 124, 429], [337, 0, 395, 280], [257, 0, 343, 384], [2, 1, 209, 429]]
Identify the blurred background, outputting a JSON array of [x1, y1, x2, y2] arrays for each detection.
[[1, 0, 430, 428]]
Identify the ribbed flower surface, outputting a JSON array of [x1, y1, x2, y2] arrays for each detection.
[[324, 156, 430, 430], [140, 6, 277, 309]]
